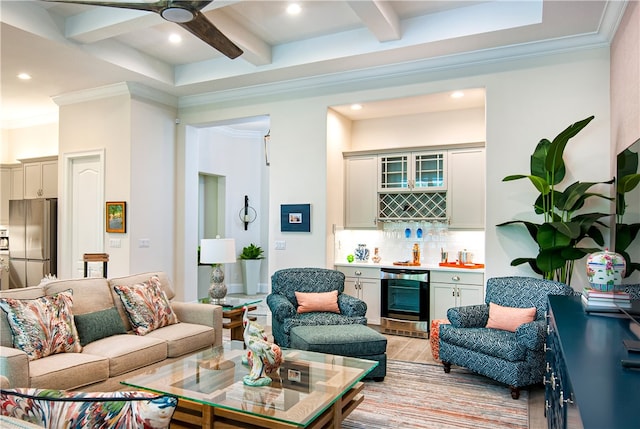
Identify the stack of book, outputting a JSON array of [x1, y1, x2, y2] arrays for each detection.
[[581, 287, 632, 312]]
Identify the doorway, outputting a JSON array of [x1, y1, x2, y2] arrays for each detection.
[[61, 150, 104, 279]]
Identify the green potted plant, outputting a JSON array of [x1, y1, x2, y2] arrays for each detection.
[[239, 244, 264, 295], [497, 115, 614, 285], [615, 139, 640, 278]]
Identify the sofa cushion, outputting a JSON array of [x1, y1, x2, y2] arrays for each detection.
[[485, 302, 537, 332], [73, 307, 127, 347], [294, 291, 340, 314], [28, 352, 110, 390], [0, 290, 82, 361], [81, 334, 167, 377], [0, 388, 177, 429], [0, 286, 46, 348], [145, 322, 215, 358], [113, 276, 179, 335], [45, 277, 116, 316]]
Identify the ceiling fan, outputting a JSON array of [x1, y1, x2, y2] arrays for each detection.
[[42, 0, 243, 59]]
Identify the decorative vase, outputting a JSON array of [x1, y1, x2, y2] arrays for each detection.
[[241, 259, 261, 295], [586, 249, 626, 291], [209, 265, 227, 303], [354, 244, 370, 262]]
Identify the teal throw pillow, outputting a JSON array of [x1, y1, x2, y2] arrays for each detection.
[[74, 307, 127, 346]]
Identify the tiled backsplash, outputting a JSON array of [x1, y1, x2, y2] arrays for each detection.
[[335, 224, 485, 266]]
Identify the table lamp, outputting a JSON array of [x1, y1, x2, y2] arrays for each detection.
[[200, 236, 237, 303]]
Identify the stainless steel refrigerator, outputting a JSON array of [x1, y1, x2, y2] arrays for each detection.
[[9, 198, 57, 288]]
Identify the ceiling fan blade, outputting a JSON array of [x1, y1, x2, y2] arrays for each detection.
[[42, 1, 241, 59], [179, 11, 243, 59]]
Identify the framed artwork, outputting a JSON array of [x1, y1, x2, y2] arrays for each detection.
[[281, 204, 311, 232], [106, 201, 126, 233]]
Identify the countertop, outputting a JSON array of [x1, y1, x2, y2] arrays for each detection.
[[334, 261, 484, 273]]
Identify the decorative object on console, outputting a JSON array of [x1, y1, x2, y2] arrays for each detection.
[[497, 116, 614, 285], [354, 244, 370, 261], [586, 249, 626, 291], [372, 248, 382, 263], [242, 306, 282, 386], [200, 236, 237, 304]]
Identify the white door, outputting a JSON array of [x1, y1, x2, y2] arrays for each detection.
[[70, 155, 103, 278]]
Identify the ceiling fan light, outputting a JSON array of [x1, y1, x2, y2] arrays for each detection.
[[161, 7, 195, 23]]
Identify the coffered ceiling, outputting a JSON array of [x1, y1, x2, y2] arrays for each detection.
[[0, 1, 628, 128]]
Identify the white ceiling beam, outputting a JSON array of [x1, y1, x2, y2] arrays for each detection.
[[205, 11, 272, 66], [347, 0, 401, 42]]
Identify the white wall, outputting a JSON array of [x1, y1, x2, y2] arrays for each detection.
[[350, 107, 485, 150], [0, 122, 58, 163], [178, 47, 612, 293]]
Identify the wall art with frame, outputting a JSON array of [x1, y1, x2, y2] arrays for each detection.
[[106, 201, 126, 233], [280, 204, 311, 232]]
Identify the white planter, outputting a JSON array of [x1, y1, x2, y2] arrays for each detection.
[[241, 259, 261, 295]]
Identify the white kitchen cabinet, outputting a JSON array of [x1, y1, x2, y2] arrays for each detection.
[[336, 266, 381, 325], [344, 155, 378, 228], [430, 270, 484, 323], [447, 148, 485, 229], [378, 151, 447, 192], [23, 157, 58, 199], [10, 165, 24, 200], [0, 168, 10, 225]]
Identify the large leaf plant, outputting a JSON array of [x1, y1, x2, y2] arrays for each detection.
[[615, 139, 640, 278], [497, 116, 614, 285]]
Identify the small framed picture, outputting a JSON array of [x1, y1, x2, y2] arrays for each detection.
[[281, 204, 310, 232], [280, 360, 310, 392], [106, 201, 126, 233]]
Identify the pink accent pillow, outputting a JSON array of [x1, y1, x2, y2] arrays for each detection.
[[485, 302, 536, 332], [295, 291, 340, 314]]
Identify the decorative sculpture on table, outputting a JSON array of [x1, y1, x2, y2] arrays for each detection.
[[242, 306, 283, 386]]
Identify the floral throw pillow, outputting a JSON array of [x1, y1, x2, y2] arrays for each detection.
[[0, 389, 177, 429], [113, 276, 179, 335], [0, 290, 82, 361]]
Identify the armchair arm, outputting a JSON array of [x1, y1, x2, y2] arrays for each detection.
[[446, 304, 489, 328], [515, 319, 547, 350], [171, 301, 223, 347], [338, 294, 367, 317], [266, 294, 296, 322], [0, 346, 29, 388]]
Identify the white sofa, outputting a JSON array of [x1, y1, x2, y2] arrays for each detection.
[[0, 272, 222, 391]]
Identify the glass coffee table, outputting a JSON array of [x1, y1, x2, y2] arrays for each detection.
[[122, 342, 377, 428]]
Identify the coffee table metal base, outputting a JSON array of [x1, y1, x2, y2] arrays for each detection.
[[170, 382, 364, 429]]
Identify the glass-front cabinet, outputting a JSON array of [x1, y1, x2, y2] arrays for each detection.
[[379, 151, 446, 191]]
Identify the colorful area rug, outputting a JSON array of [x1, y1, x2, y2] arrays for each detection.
[[343, 360, 529, 429]]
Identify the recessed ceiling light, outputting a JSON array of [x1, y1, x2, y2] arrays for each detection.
[[17, 73, 32, 80], [451, 91, 464, 99], [350, 104, 363, 111], [168, 33, 182, 44], [287, 3, 301, 15]]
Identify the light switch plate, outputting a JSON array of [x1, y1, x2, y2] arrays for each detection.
[[275, 240, 286, 250]]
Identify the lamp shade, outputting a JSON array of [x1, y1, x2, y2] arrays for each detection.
[[200, 238, 237, 264]]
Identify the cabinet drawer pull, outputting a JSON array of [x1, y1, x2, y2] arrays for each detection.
[[452, 275, 460, 281], [355, 270, 362, 276]]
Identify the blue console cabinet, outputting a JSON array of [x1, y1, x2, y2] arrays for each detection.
[[545, 295, 640, 429]]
